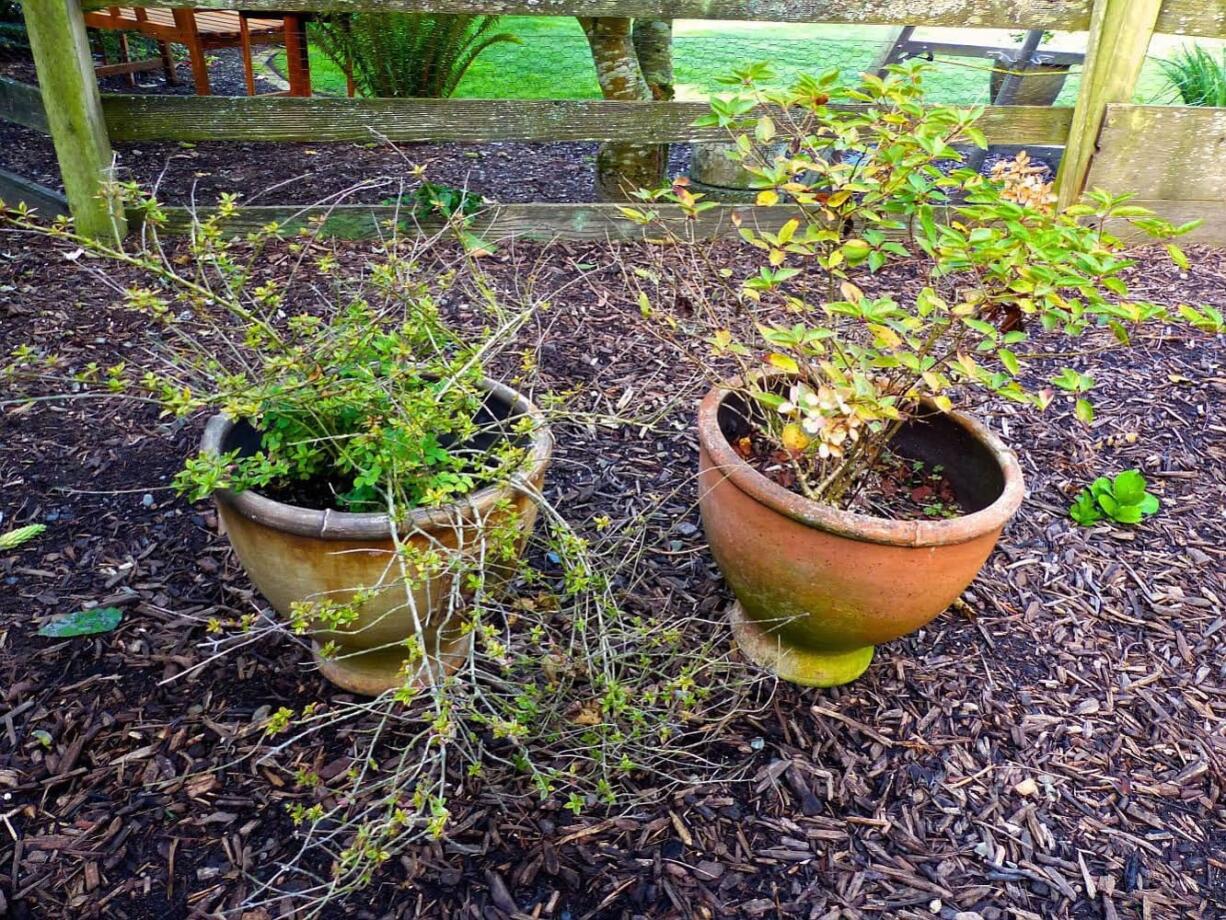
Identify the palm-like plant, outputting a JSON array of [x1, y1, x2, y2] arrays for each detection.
[[1160, 44, 1226, 106], [312, 13, 519, 98]]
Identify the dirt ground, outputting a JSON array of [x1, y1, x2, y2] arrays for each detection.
[[0, 221, 1223, 920]]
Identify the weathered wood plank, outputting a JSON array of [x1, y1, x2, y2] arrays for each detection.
[[0, 77, 48, 133], [23, 0, 125, 241], [1086, 105, 1226, 201], [100, 95, 1074, 146], [1155, 0, 1226, 39], [1054, 0, 1161, 209], [0, 168, 69, 218], [143, 196, 1226, 244], [146, 201, 805, 241], [76, 0, 1226, 36]]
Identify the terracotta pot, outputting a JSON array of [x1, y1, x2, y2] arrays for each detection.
[[696, 381, 1024, 687], [200, 379, 552, 696]]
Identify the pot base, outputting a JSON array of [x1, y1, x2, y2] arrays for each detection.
[[313, 633, 474, 697], [729, 603, 875, 687]]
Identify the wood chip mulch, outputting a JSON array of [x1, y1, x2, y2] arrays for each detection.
[[0, 232, 1223, 920]]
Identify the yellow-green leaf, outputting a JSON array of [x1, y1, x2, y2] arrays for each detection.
[[781, 423, 810, 452], [767, 352, 799, 374]]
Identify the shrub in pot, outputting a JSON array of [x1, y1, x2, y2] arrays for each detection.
[[1, 195, 552, 695], [623, 63, 1222, 686]]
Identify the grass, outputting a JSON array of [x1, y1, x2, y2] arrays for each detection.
[[1159, 44, 1226, 106], [276, 18, 1185, 106]]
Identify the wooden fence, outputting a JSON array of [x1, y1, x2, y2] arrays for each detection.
[[0, 0, 1224, 244]]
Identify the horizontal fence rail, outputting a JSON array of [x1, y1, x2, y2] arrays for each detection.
[[0, 77, 48, 132], [76, 0, 1226, 37], [100, 96, 1074, 145], [0, 168, 68, 217], [5, 2, 1223, 243], [149, 201, 802, 240]]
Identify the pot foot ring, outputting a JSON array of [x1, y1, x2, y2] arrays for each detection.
[[313, 633, 473, 697], [729, 602, 874, 687]]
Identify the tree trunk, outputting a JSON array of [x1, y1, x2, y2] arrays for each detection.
[[632, 18, 674, 101], [579, 16, 666, 201]]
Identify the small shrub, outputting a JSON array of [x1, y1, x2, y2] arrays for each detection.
[[3, 190, 527, 513], [311, 12, 519, 97], [1069, 470, 1161, 526], [623, 63, 1222, 509], [1160, 44, 1226, 106], [1, 189, 766, 914]]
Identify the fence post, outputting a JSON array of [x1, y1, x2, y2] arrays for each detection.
[[22, 0, 126, 241], [1055, 0, 1161, 210]]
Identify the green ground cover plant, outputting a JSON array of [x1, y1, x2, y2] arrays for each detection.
[[1069, 470, 1162, 526]]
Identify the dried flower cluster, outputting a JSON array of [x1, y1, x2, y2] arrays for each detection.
[[776, 381, 865, 460], [990, 151, 1056, 214]]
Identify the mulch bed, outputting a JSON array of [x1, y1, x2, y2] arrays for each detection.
[[1, 221, 1223, 920]]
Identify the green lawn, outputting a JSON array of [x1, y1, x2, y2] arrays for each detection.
[[278, 18, 1181, 105]]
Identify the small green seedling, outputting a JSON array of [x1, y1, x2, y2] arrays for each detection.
[[1069, 469, 1160, 526], [0, 523, 46, 550]]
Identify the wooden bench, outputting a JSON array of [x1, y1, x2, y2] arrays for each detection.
[[82, 7, 312, 96]]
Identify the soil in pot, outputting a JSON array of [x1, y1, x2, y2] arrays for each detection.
[[733, 431, 969, 522]]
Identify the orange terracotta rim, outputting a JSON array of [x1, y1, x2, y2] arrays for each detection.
[[200, 377, 553, 540], [697, 377, 1025, 549]]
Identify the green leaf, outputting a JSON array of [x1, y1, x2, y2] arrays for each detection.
[[1089, 477, 1112, 499], [1074, 399, 1095, 425], [38, 607, 124, 638], [1068, 491, 1102, 526], [1138, 493, 1160, 516], [1111, 504, 1144, 524], [1166, 244, 1189, 271], [1051, 368, 1083, 392], [0, 523, 46, 551], [1096, 492, 1120, 517], [1111, 469, 1148, 505], [751, 390, 787, 410]]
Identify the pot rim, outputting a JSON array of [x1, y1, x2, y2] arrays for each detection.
[[200, 377, 553, 540], [697, 377, 1024, 548]]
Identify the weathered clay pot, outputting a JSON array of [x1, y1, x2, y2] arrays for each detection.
[[989, 62, 1070, 106], [696, 382, 1024, 687], [201, 379, 552, 696], [688, 141, 791, 204]]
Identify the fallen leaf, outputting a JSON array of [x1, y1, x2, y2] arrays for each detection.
[[38, 606, 123, 638]]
